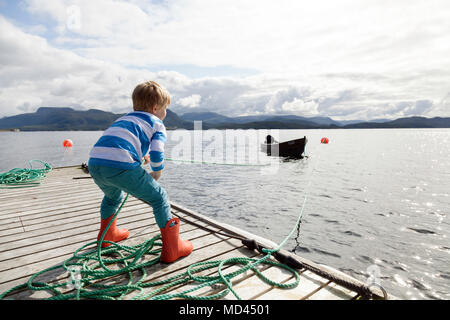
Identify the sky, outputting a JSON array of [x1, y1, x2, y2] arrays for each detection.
[[0, 0, 449, 120]]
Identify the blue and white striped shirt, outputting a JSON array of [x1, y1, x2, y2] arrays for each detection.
[[89, 111, 166, 171]]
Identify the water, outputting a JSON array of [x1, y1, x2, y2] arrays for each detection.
[[0, 129, 449, 300]]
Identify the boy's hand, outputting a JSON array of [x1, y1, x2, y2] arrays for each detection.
[[143, 154, 150, 165], [150, 170, 162, 181]]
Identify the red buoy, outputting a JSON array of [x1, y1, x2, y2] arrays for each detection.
[[63, 139, 73, 147], [321, 137, 329, 144]]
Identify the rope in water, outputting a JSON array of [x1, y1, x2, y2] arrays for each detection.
[[165, 157, 271, 167], [0, 173, 302, 301], [0, 160, 52, 189]]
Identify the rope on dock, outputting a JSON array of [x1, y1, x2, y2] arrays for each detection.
[[0, 160, 52, 189], [168, 207, 387, 300], [0, 190, 300, 300], [0, 153, 387, 300]]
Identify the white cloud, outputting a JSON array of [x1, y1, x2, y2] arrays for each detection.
[[430, 93, 450, 117], [22, 0, 449, 76], [263, 87, 313, 114], [176, 94, 201, 108], [281, 99, 319, 116], [0, 15, 148, 116], [24, 24, 48, 35]]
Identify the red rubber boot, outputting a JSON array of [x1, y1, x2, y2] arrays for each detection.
[[97, 215, 129, 248], [160, 217, 194, 263]]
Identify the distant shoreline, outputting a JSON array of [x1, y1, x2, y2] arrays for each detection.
[[1, 107, 449, 131], [1, 127, 450, 132]]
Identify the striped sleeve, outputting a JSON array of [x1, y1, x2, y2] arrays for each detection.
[[149, 121, 166, 171]]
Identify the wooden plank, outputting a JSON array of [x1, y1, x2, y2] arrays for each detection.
[[0, 222, 154, 271], [307, 281, 357, 300], [0, 179, 92, 197], [0, 200, 94, 223], [0, 198, 101, 221], [0, 203, 151, 243], [0, 207, 221, 284], [0, 219, 23, 232], [151, 247, 261, 299], [221, 265, 297, 300], [5, 178, 95, 195], [0, 224, 25, 237], [252, 270, 328, 300], [0, 210, 207, 269], [0, 192, 146, 223], [0, 224, 214, 295], [172, 263, 272, 300], [0, 210, 155, 255], [0, 197, 144, 227], [160, 246, 304, 300], [0, 192, 104, 217], [0, 178, 93, 200], [0, 184, 100, 211], [119, 235, 241, 300]]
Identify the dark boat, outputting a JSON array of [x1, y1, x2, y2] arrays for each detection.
[[261, 135, 307, 158]]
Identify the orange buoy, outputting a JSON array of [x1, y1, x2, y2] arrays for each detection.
[[321, 137, 329, 144], [63, 139, 73, 147]]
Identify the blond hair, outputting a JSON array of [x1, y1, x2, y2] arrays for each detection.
[[132, 81, 171, 112]]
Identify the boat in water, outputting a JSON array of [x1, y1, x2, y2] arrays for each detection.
[[261, 135, 307, 158]]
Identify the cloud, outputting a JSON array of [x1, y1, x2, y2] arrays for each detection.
[[176, 94, 201, 108], [0, 15, 145, 116], [403, 100, 434, 116], [430, 93, 450, 117], [263, 87, 313, 114], [317, 89, 360, 112], [0, 1, 449, 120], [23, 24, 48, 35], [281, 99, 319, 116], [17, 0, 450, 74]]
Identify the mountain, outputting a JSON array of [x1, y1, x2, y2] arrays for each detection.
[[0, 107, 122, 131], [164, 109, 194, 129], [180, 112, 341, 126], [181, 111, 450, 128], [180, 112, 233, 124], [0, 107, 192, 131], [209, 120, 330, 129], [264, 115, 339, 126], [344, 116, 450, 128]]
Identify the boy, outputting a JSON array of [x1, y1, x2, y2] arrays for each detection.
[[88, 81, 193, 263]]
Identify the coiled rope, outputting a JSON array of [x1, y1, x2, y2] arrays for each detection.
[[0, 168, 302, 301], [0, 160, 52, 189]]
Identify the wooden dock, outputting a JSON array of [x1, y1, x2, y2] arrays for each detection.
[[0, 165, 387, 300]]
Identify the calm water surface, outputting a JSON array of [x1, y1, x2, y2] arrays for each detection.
[[0, 129, 449, 299]]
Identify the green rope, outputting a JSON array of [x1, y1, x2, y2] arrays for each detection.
[[0, 160, 52, 189], [0, 163, 305, 301], [0, 192, 302, 300]]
